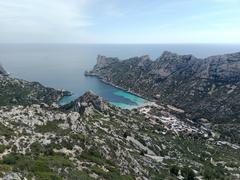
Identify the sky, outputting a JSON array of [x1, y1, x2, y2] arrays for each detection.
[[0, 0, 240, 43]]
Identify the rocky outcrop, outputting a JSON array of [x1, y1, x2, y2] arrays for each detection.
[[150, 51, 199, 78], [62, 91, 110, 115], [199, 52, 240, 83], [94, 55, 119, 70]]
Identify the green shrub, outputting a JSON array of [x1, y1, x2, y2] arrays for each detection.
[[170, 165, 180, 176], [203, 165, 225, 179], [13, 156, 33, 172], [45, 155, 73, 168], [0, 164, 12, 172], [0, 123, 14, 139], [70, 133, 86, 141], [68, 170, 93, 180], [30, 142, 44, 156], [35, 121, 70, 135], [2, 153, 20, 165], [181, 167, 195, 180], [31, 159, 51, 173], [0, 145, 6, 153], [35, 172, 61, 180], [92, 165, 133, 180], [80, 148, 113, 166], [60, 140, 74, 150]]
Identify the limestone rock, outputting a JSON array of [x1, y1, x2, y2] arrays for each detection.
[[94, 55, 119, 69], [88, 51, 240, 143], [62, 91, 109, 115]]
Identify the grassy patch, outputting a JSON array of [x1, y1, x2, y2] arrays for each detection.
[[0, 164, 12, 172], [1, 153, 74, 179], [92, 165, 133, 180], [0, 145, 6, 153], [80, 149, 133, 180], [35, 121, 70, 135], [80, 149, 113, 166], [68, 170, 93, 180]]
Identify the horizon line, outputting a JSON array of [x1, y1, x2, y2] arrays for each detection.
[[1, 42, 240, 45]]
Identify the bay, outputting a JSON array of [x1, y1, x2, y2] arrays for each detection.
[[0, 44, 239, 108]]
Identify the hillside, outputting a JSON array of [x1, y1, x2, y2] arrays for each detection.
[[87, 52, 240, 144], [0, 91, 240, 179], [0, 65, 240, 179], [0, 75, 71, 107]]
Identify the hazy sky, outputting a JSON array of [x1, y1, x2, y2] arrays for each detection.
[[0, 0, 240, 43]]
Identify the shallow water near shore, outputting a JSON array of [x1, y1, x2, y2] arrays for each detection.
[[1, 44, 240, 109], [59, 87, 149, 109]]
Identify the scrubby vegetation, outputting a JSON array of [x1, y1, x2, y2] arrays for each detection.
[[0, 76, 66, 106], [0, 74, 240, 179]]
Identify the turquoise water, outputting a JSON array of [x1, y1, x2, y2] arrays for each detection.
[[110, 90, 148, 109], [1, 44, 240, 109], [112, 90, 148, 108], [59, 88, 148, 109]]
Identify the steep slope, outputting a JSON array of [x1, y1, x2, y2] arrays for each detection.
[[1, 92, 240, 179], [1, 65, 240, 179], [0, 75, 70, 107], [87, 51, 240, 143]]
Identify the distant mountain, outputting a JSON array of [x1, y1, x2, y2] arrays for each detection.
[[87, 51, 240, 143]]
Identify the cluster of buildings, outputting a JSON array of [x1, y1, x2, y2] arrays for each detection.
[[138, 105, 213, 138]]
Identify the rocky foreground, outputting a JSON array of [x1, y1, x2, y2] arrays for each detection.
[[86, 52, 240, 144], [0, 62, 240, 179], [0, 90, 240, 180]]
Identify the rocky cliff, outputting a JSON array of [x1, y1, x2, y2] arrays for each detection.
[[62, 91, 111, 115]]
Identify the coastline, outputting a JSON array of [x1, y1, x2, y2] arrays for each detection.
[[85, 72, 148, 99], [85, 72, 155, 109]]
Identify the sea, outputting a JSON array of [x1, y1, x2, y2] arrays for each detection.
[[0, 44, 240, 109]]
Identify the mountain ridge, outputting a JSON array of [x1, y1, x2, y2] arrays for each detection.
[[87, 51, 240, 144]]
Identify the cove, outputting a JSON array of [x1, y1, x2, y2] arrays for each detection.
[[2, 44, 238, 109], [59, 77, 149, 109]]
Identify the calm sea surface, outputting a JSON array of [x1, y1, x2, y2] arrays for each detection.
[[0, 44, 240, 108]]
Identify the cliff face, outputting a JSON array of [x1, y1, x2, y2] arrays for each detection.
[[200, 52, 240, 83], [88, 52, 240, 141], [62, 91, 111, 115], [94, 55, 119, 70]]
